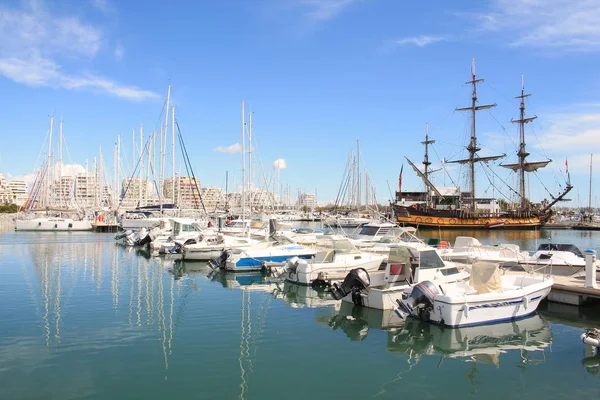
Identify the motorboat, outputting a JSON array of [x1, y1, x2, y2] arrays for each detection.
[[276, 235, 386, 285], [183, 234, 261, 261], [396, 261, 553, 327], [213, 235, 316, 272], [520, 243, 600, 276], [15, 216, 92, 231], [330, 243, 469, 310], [438, 236, 529, 266]]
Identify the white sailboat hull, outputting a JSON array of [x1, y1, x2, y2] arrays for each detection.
[[15, 218, 92, 231]]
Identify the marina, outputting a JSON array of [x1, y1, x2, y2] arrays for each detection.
[[1, 225, 600, 399], [1, 1, 600, 398]]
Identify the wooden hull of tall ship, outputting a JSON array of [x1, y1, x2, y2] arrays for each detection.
[[394, 207, 545, 229]]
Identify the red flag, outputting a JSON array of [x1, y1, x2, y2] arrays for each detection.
[[398, 164, 404, 193], [565, 159, 569, 174]]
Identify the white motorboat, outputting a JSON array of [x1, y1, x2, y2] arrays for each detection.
[[15, 216, 92, 231], [330, 243, 469, 310], [438, 236, 529, 266], [183, 234, 261, 261], [215, 235, 317, 272], [396, 261, 553, 327], [520, 243, 600, 276], [277, 236, 385, 285]]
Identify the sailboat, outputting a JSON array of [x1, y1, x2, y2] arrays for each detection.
[[394, 61, 572, 229], [15, 116, 92, 231]]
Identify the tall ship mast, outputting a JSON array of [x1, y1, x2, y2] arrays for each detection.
[[394, 61, 572, 229]]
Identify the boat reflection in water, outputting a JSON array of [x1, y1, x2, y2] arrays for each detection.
[[328, 302, 553, 366]]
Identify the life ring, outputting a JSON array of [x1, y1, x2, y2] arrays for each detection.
[[437, 241, 449, 249], [450, 218, 457, 224], [437, 218, 444, 225], [581, 329, 600, 347], [415, 217, 422, 224], [425, 218, 433, 224]]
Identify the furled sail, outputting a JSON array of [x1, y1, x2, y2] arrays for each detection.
[[500, 160, 551, 173]]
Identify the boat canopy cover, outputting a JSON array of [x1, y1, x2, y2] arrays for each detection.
[[537, 243, 583, 257], [469, 261, 502, 293]]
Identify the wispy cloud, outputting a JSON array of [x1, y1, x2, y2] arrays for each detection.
[[0, 1, 158, 100], [294, 0, 360, 21], [214, 143, 242, 154], [89, 0, 115, 15], [472, 0, 600, 52], [114, 41, 125, 61], [391, 35, 447, 47]]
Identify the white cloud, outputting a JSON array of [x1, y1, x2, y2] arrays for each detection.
[[0, 56, 159, 101], [531, 110, 600, 154], [214, 143, 242, 154], [273, 158, 287, 169], [473, 0, 600, 52], [392, 35, 447, 47], [295, 0, 360, 21], [0, 1, 102, 59], [0, 1, 158, 100]]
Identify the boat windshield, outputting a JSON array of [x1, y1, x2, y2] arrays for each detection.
[[537, 243, 583, 257], [419, 250, 446, 269], [316, 237, 360, 254], [388, 246, 446, 270], [358, 226, 381, 236]]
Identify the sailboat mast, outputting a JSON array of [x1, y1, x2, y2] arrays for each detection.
[[357, 139, 360, 211], [456, 58, 496, 211], [241, 100, 246, 232], [47, 115, 54, 207], [171, 105, 176, 206], [421, 123, 435, 206], [590, 154, 593, 212], [248, 112, 253, 207], [58, 118, 63, 180], [510, 74, 536, 210]]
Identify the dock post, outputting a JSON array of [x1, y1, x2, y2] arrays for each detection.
[[585, 249, 598, 289]]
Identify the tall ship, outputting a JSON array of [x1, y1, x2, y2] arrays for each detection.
[[394, 61, 572, 229]]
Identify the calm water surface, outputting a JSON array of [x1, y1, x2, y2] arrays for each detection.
[[1, 228, 599, 399]]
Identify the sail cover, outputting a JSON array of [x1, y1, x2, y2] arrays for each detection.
[[500, 160, 551, 172]]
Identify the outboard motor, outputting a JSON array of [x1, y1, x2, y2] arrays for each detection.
[[395, 281, 440, 320], [330, 268, 371, 306], [114, 230, 132, 240], [169, 242, 182, 254], [208, 249, 231, 270]]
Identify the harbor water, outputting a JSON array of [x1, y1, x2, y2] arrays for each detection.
[[1, 227, 600, 399]]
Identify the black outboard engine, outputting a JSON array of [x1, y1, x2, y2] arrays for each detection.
[[208, 249, 231, 270], [395, 281, 439, 320], [330, 268, 371, 306]]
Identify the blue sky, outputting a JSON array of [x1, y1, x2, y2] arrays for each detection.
[[1, 0, 600, 207]]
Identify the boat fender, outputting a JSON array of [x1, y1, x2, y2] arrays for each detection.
[[523, 296, 529, 310], [462, 302, 469, 318], [581, 328, 600, 348]]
